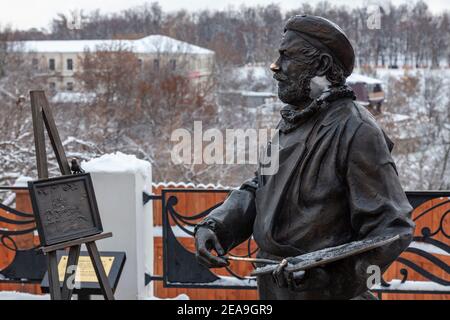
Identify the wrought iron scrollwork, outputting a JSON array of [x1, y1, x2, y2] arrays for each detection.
[[0, 202, 34, 218], [166, 195, 222, 236], [0, 192, 47, 281], [0, 202, 37, 252], [162, 190, 449, 292], [378, 192, 450, 293], [399, 268, 408, 283], [162, 189, 257, 289]]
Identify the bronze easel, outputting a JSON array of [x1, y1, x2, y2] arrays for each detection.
[[30, 90, 114, 300]]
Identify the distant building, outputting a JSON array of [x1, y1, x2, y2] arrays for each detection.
[[218, 90, 277, 109], [346, 73, 385, 114], [9, 35, 215, 93]]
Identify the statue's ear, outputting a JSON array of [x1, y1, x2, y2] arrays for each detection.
[[316, 53, 332, 77]]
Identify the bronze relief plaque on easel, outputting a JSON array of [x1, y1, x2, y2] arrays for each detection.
[[27, 90, 115, 300], [28, 173, 103, 246]]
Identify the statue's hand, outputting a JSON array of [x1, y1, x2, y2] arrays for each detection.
[[194, 227, 229, 268], [272, 259, 330, 292], [271, 258, 305, 289]]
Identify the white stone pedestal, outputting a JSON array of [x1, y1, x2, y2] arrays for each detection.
[[82, 152, 153, 300]]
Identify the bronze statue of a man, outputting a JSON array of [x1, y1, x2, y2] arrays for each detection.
[[194, 15, 415, 300]]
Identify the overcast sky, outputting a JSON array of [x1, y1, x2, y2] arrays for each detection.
[[0, 0, 448, 31]]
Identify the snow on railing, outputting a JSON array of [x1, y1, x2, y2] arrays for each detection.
[[152, 181, 236, 190], [371, 279, 450, 293]]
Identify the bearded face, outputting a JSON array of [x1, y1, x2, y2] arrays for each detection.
[[274, 69, 314, 106], [271, 31, 319, 107]]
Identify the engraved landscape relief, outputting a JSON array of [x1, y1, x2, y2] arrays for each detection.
[[35, 181, 94, 240]]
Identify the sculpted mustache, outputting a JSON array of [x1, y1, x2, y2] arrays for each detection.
[[273, 73, 289, 82]]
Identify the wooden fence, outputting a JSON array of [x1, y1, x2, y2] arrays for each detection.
[[1, 185, 448, 300], [152, 185, 449, 300], [0, 190, 41, 294], [378, 196, 449, 300], [152, 185, 257, 299]]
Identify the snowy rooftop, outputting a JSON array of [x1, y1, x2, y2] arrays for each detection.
[[10, 35, 214, 55]]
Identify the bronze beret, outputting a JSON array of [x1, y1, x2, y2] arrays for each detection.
[[284, 15, 355, 77]]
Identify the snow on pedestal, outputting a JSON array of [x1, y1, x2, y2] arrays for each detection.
[[82, 152, 153, 300], [82, 152, 151, 180], [13, 176, 33, 187]]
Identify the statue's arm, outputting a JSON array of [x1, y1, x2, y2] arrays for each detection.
[[195, 176, 258, 253], [310, 122, 415, 298]]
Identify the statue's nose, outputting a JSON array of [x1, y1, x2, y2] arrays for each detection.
[[270, 62, 280, 73]]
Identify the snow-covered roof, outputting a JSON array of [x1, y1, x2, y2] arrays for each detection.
[[346, 73, 382, 85], [10, 35, 214, 55]]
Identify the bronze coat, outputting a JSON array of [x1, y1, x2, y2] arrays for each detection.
[[202, 97, 415, 299]]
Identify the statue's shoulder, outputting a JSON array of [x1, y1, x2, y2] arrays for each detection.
[[335, 99, 395, 150], [322, 98, 382, 134]]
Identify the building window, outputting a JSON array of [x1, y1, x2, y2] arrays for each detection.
[[49, 82, 56, 92], [32, 58, 39, 70], [153, 59, 160, 72], [67, 59, 73, 70], [49, 58, 55, 71], [66, 82, 74, 91], [169, 59, 176, 71]]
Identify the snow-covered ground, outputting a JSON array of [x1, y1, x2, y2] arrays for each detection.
[[143, 294, 189, 300], [371, 280, 450, 293], [173, 275, 257, 288], [0, 291, 190, 300], [0, 292, 50, 300]]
